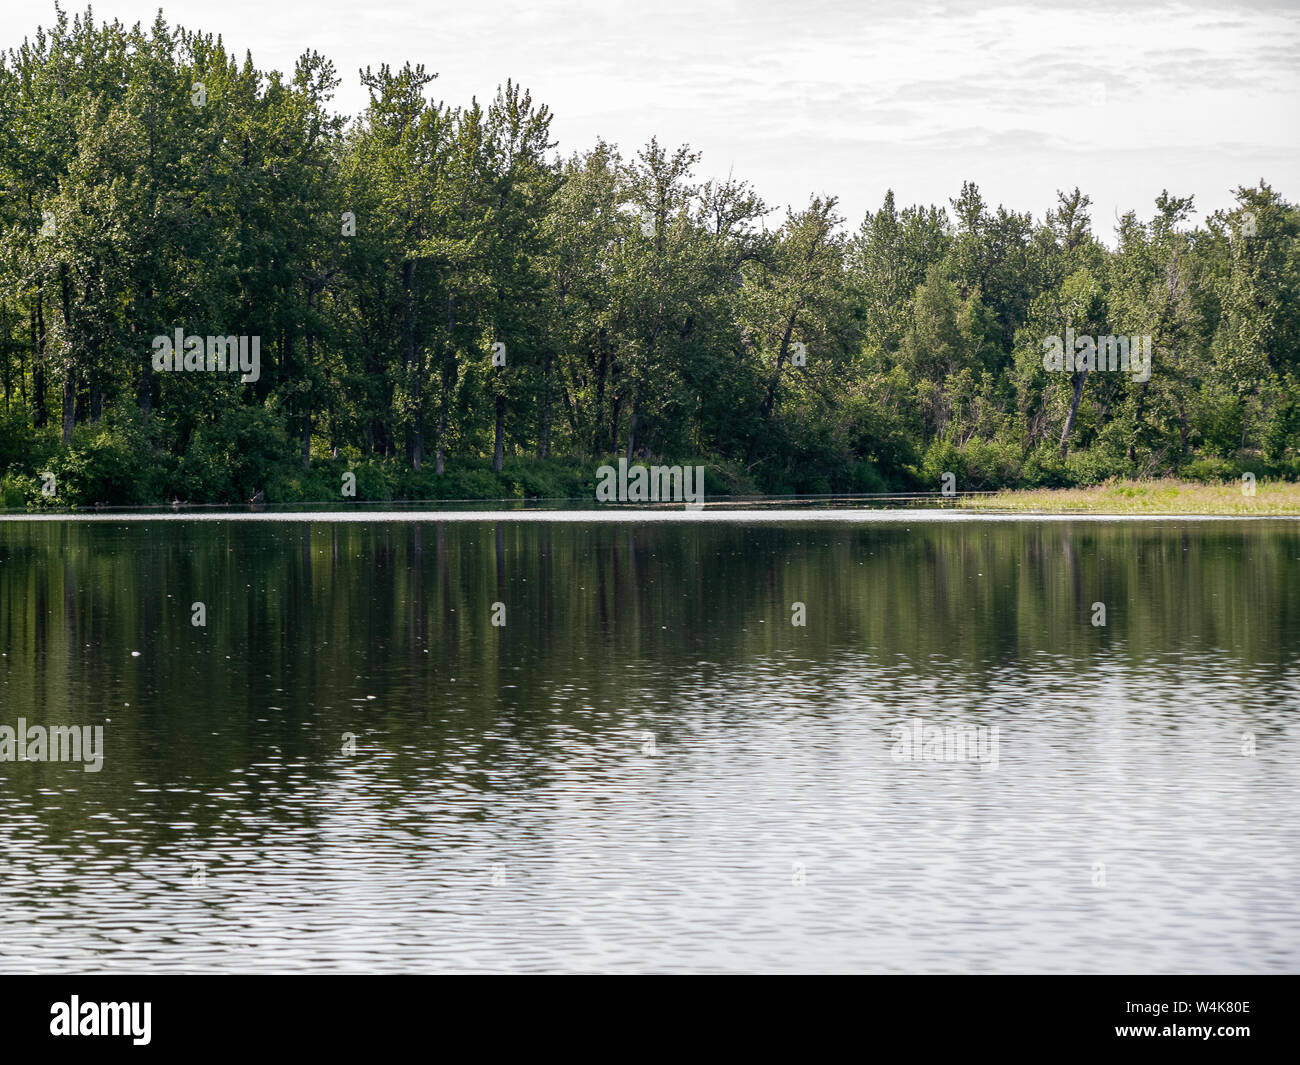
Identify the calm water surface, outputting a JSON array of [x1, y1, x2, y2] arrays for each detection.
[[1, 514, 1297, 973]]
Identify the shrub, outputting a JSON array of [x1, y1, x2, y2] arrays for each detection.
[[1066, 446, 1132, 486], [1180, 456, 1237, 483], [0, 408, 38, 473], [176, 406, 293, 503], [498, 457, 587, 500], [918, 437, 1022, 492], [48, 425, 160, 506], [1, 472, 39, 509], [1021, 444, 1076, 488]]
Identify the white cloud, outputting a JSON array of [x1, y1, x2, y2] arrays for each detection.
[[8, 0, 1298, 239]]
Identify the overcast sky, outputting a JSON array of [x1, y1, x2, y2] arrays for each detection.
[[8, 1, 1298, 241]]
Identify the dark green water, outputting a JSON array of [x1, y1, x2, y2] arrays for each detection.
[[1, 514, 1297, 972]]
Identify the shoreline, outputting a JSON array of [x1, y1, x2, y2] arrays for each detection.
[[2, 509, 1297, 523], [3, 481, 1299, 521]]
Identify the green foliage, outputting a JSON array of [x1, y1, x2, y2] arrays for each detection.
[[1065, 445, 1133, 486], [0, 9, 1294, 506], [176, 406, 293, 503], [1021, 444, 1076, 488], [1, 472, 39, 509], [49, 426, 153, 505], [918, 437, 1023, 492], [0, 407, 43, 472], [1179, 456, 1239, 483], [498, 457, 587, 500]]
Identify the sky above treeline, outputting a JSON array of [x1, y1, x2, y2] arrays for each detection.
[[9, 0, 1299, 243]]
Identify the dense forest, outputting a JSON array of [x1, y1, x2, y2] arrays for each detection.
[[1, 8, 1297, 507]]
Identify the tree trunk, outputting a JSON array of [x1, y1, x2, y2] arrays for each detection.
[[138, 284, 154, 416], [761, 312, 798, 420], [403, 259, 422, 469], [434, 291, 457, 476], [62, 374, 75, 445], [493, 392, 505, 472], [538, 350, 552, 459], [301, 298, 315, 470], [1128, 381, 1148, 463], [33, 286, 47, 427], [592, 329, 609, 454], [1060, 368, 1088, 457], [60, 265, 74, 445]]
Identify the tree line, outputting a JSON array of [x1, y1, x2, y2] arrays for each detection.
[[1, 7, 1297, 506]]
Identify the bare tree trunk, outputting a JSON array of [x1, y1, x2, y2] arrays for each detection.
[[60, 265, 74, 445], [403, 260, 423, 470], [62, 374, 75, 444], [33, 285, 47, 427], [137, 284, 154, 416], [747, 309, 799, 464], [493, 392, 505, 472], [301, 295, 316, 470], [1128, 383, 1148, 462], [538, 350, 552, 459], [1060, 368, 1088, 458], [761, 312, 798, 419], [434, 291, 457, 476], [592, 329, 609, 454], [625, 406, 638, 460]]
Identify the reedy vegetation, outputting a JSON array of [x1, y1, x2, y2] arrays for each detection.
[[1, 8, 1297, 507]]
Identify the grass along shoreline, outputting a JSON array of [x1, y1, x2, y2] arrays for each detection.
[[960, 479, 1300, 515], [4, 479, 1299, 518]]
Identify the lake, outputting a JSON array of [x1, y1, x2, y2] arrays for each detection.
[[1, 513, 1297, 973]]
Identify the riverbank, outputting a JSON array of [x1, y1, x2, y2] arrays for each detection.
[[4, 466, 1299, 517], [961, 478, 1300, 515]]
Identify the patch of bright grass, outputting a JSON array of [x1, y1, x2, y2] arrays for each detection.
[[961, 478, 1300, 516]]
